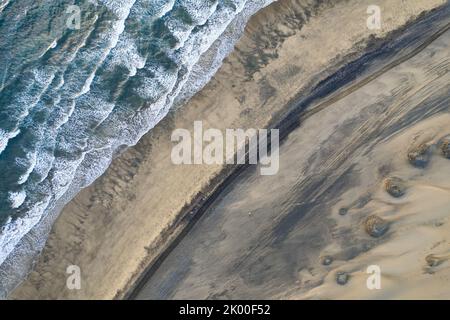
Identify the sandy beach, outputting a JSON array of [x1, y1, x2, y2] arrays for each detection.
[[9, 0, 448, 299]]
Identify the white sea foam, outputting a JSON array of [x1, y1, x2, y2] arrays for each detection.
[[17, 151, 37, 185], [0, 128, 20, 154], [104, 34, 145, 77], [8, 191, 26, 209], [97, 0, 135, 19]]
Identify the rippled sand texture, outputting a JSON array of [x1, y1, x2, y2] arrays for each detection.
[[9, 0, 447, 299], [134, 12, 450, 299]]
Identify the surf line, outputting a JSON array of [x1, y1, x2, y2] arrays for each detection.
[[171, 120, 280, 175]]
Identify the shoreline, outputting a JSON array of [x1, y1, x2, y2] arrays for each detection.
[[10, 0, 447, 300], [127, 5, 450, 299]]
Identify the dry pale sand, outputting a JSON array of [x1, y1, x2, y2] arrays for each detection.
[[294, 115, 450, 300], [10, 0, 448, 299], [133, 13, 450, 300]]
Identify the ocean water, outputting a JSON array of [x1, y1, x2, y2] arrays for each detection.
[[0, 0, 273, 275]]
